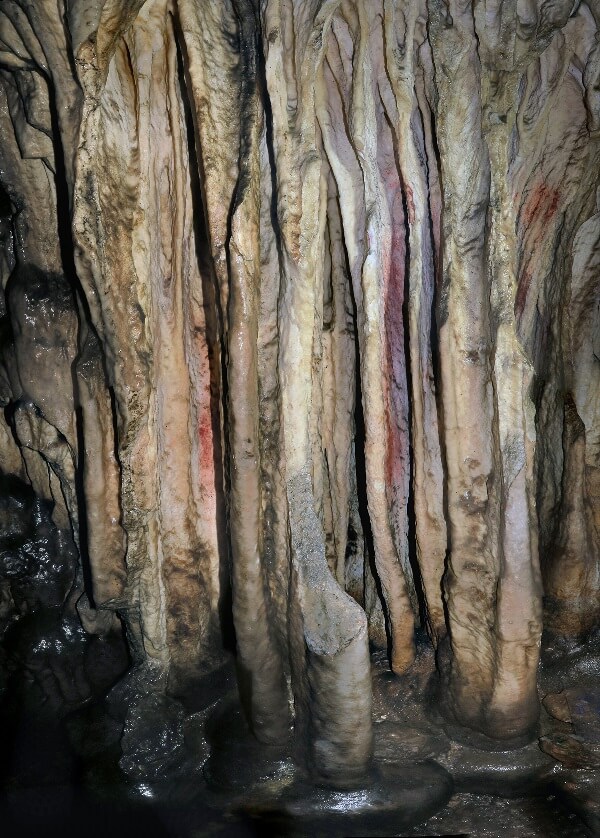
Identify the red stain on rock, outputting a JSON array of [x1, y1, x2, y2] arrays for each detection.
[[198, 401, 214, 475], [515, 268, 532, 318], [384, 186, 408, 489], [515, 181, 561, 318], [522, 181, 561, 228]]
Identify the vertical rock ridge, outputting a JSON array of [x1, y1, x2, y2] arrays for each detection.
[[263, 0, 373, 780], [226, 0, 290, 744]]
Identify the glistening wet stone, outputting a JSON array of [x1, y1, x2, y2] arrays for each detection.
[[238, 761, 453, 838], [435, 739, 556, 796], [203, 699, 296, 796], [373, 720, 450, 763], [551, 769, 600, 835]]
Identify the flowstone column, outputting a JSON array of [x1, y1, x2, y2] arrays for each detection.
[[430, 0, 542, 742], [262, 0, 373, 785]]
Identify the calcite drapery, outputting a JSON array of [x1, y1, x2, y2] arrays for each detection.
[[0, 0, 599, 782]]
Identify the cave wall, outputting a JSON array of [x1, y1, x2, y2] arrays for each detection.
[[0, 0, 599, 784]]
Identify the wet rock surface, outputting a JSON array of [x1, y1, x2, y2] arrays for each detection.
[[373, 721, 449, 764], [540, 685, 600, 769], [0, 627, 598, 837], [540, 630, 600, 695], [533, 630, 600, 835], [402, 792, 593, 838], [0, 520, 595, 838], [0, 475, 77, 621], [540, 632, 600, 768], [203, 699, 296, 796], [435, 739, 556, 797], [119, 690, 198, 791], [239, 761, 453, 838], [200, 687, 454, 836], [551, 770, 600, 836]]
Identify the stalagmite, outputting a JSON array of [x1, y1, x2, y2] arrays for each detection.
[[262, 0, 373, 781], [0, 1, 599, 822], [545, 192, 600, 635], [429, 0, 501, 737], [226, 0, 289, 744]]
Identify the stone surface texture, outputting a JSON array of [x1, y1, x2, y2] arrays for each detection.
[[0, 0, 598, 786]]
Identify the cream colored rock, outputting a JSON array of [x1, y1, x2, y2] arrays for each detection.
[[76, 333, 126, 607], [262, 0, 374, 780], [226, 5, 289, 742], [0, 0, 598, 780]]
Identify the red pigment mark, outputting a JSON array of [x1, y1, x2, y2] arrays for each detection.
[[522, 181, 561, 228], [515, 267, 532, 319], [383, 187, 409, 490], [515, 181, 561, 319], [198, 406, 214, 475]]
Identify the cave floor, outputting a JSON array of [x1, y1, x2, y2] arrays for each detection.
[[0, 787, 591, 838], [0, 613, 598, 838]]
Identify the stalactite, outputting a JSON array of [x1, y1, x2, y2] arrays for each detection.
[[225, 0, 290, 744], [0, 0, 599, 805], [262, 0, 373, 782]]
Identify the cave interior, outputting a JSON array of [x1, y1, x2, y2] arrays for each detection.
[[0, 1, 599, 836]]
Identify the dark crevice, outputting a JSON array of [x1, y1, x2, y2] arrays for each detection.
[[337, 192, 391, 652], [73, 403, 94, 606], [0, 181, 12, 216], [256, 8, 285, 266], [425, 105, 452, 642], [417, 99, 451, 640], [399, 223, 428, 632], [45, 79, 80, 302], [45, 76, 100, 613], [229, 0, 260, 218]]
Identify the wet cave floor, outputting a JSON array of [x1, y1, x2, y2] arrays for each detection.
[[0, 611, 598, 838]]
